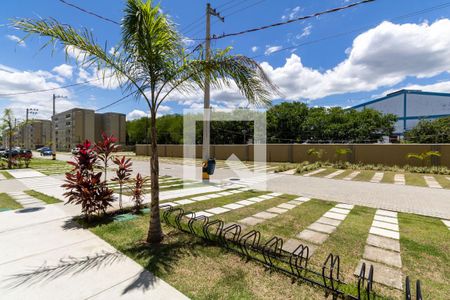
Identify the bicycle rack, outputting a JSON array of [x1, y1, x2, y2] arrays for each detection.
[[289, 243, 309, 279], [161, 208, 425, 300], [262, 236, 283, 271], [405, 276, 423, 300], [357, 262, 374, 300]]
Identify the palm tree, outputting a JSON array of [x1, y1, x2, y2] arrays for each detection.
[[14, 0, 275, 244], [1, 109, 19, 169]]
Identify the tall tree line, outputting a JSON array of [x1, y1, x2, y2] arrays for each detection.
[[127, 102, 398, 144]]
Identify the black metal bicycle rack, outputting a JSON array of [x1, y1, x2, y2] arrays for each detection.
[[405, 276, 423, 300], [161, 205, 424, 299]]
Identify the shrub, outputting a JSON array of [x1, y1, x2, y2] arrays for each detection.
[[130, 173, 147, 212], [63, 140, 114, 220], [95, 132, 119, 182], [112, 156, 132, 209]]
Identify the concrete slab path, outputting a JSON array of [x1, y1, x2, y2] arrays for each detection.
[[0, 203, 187, 299]]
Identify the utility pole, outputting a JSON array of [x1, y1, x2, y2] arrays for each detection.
[[202, 3, 224, 181], [52, 94, 67, 158]]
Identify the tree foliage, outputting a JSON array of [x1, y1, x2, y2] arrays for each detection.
[[126, 103, 397, 144], [405, 117, 450, 143]]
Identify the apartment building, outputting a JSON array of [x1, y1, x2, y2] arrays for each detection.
[[52, 108, 126, 151], [12, 119, 52, 149], [94, 112, 126, 144], [53, 108, 95, 151]]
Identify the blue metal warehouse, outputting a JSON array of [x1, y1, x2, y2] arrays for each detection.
[[352, 89, 450, 135]]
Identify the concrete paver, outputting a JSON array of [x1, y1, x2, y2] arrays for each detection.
[[266, 207, 288, 214], [369, 227, 399, 240], [363, 245, 402, 268], [297, 229, 329, 244], [355, 260, 403, 290], [424, 176, 442, 189], [240, 216, 265, 226], [366, 234, 400, 252], [343, 171, 360, 181], [253, 211, 278, 220], [370, 172, 384, 183]]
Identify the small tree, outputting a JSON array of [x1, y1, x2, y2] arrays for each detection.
[[112, 156, 132, 209], [307, 148, 325, 160], [0, 109, 19, 169], [63, 140, 114, 220], [335, 148, 352, 168], [406, 151, 441, 167], [95, 132, 120, 182], [130, 173, 147, 212]]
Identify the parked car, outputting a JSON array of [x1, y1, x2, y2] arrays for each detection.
[[71, 147, 80, 155], [39, 147, 53, 156], [2, 149, 19, 158]]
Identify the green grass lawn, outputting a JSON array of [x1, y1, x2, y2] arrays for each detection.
[[0, 171, 13, 179], [380, 171, 395, 184], [0, 192, 22, 210], [30, 158, 72, 175], [24, 190, 62, 204], [87, 212, 326, 299], [352, 170, 376, 182], [399, 213, 450, 299], [80, 190, 449, 299], [404, 173, 427, 187], [433, 175, 450, 189]]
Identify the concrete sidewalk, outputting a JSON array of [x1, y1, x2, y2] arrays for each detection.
[[0, 203, 188, 299]]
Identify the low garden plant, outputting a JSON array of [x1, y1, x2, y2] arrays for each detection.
[[63, 140, 114, 220], [112, 156, 133, 209]]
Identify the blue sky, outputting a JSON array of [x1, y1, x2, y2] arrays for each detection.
[[1, 0, 450, 121]]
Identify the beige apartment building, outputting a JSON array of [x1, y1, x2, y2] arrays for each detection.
[[52, 108, 126, 151], [94, 112, 126, 144], [14, 119, 52, 149]]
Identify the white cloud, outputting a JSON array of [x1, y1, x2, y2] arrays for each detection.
[[77, 67, 122, 90], [265, 45, 282, 56], [126, 109, 148, 121], [182, 37, 195, 47], [0, 65, 77, 119], [297, 25, 312, 38], [6, 34, 26, 47], [282, 6, 301, 21], [251, 46, 259, 53], [261, 19, 450, 100], [52, 64, 73, 79], [158, 105, 171, 113]]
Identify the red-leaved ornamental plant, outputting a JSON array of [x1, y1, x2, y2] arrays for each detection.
[[130, 173, 147, 213], [63, 140, 114, 219], [95, 132, 119, 182], [112, 156, 132, 209]]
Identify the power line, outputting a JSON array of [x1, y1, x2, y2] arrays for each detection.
[[0, 77, 108, 97], [252, 1, 450, 58], [58, 0, 120, 25], [202, 0, 375, 40], [95, 92, 134, 112]]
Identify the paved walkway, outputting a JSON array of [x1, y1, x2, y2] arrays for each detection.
[[8, 191, 45, 208], [356, 209, 403, 290], [0, 204, 187, 299], [283, 203, 353, 255]]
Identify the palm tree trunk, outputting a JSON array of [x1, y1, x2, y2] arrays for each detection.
[[146, 109, 163, 244]]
